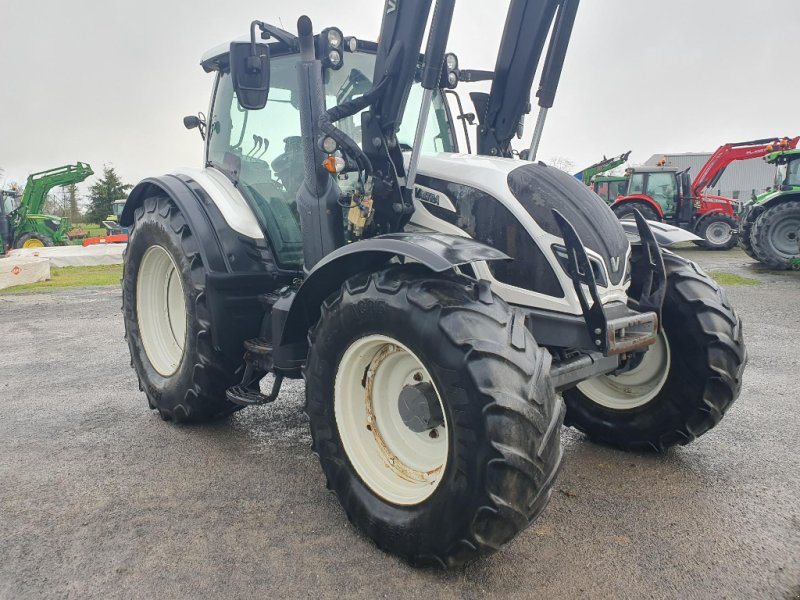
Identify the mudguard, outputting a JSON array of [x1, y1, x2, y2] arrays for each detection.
[[122, 173, 295, 363], [620, 219, 701, 247], [276, 232, 510, 349]]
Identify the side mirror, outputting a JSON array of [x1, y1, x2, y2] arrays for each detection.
[[230, 40, 270, 110], [183, 114, 207, 140]]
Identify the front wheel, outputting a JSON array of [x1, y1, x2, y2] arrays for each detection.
[[693, 213, 738, 250], [304, 266, 564, 567], [739, 208, 759, 259], [563, 252, 746, 451]]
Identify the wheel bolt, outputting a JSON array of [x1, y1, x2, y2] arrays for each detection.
[[429, 429, 439, 439], [413, 372, 423, 382]]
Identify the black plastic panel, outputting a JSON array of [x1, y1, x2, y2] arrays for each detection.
[[507, 163, 629, 285], [416, 175, 565, 298]]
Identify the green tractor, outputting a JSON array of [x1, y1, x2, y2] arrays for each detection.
[[573, 151, 631, 204], [0, 162, 94, 254], [592, 175, 629, 204], [740, 145, 800, 269]]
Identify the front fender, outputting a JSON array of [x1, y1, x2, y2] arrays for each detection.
[[278, 233, 509, 347], [619, 219, 700, 247]]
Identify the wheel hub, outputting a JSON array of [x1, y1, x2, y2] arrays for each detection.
[[398, 382, 444, 433]]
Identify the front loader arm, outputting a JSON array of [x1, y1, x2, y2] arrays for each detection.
[[691, 136, 799, 197], [574, 151, 632, 185], [477, 0, 578, 158], [18, 162, 94, 218]]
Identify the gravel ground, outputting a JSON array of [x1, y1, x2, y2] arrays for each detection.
[[0, 247, 798, 599]]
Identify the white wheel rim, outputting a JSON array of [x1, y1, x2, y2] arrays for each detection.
[[767, 214, 800, 258], [334, 334, 448, 506], [136, 245, 187, 376], [576, 332, 671, 410], [706, 221, 733, 245]]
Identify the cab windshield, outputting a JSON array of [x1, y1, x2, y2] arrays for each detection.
[[207, 51, 456, 269]]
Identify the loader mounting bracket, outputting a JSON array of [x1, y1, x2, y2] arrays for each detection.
[[552, 209, 658, 356]]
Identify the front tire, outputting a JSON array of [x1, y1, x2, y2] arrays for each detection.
[[750, 200, 800, 270], [739, 208, 759, 259], [122, 195, 240, 422], [693, 213, 738, 250], [563, 252, 746, 451], [305, 266, 564, 567]]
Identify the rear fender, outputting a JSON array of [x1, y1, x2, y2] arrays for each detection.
[[758, 190, 800, 211], [614, 195, 665, 218], [122, 173, 292, 364]]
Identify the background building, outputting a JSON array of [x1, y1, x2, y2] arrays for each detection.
[[644, 152, 775, 200]]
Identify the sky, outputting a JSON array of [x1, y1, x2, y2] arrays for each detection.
[[1, 0, 798, 195]]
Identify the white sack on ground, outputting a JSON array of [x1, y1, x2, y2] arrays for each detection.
[[7, 244, 126, 267], [0, 257, 51, 290]]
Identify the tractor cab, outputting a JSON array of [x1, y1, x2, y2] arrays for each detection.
[[0, 189, 18, 252], [200, 39, 457, 270], [623, 166, 694, 220], [769, 149, 800, 191]]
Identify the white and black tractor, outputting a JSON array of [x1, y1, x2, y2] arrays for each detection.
[[120, 0, 746, 567]]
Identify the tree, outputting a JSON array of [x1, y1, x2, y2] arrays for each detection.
[[547, 156, 576, 174], [86, 166, 131, 224], [61, 183, 82, 223]]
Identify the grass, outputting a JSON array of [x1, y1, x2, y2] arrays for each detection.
[[1, 264, 122, 293], [708, 271, 761, 286]]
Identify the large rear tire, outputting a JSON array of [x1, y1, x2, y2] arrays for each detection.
[[750, 200, 800, 270], [563, 252, 746, 451], [14, 232, 54, 249], [613, 201, 661, 222], [304, 266, 564, 567], [693, 213, 738, 250], [122, 195, 240, 422]]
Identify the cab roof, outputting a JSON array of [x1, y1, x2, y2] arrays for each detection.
[[200, 35, 380, 73]]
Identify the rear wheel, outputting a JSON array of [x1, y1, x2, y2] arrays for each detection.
[[750, 200, 800, 270], [304, 266, 564, 567], [613, 201, 660, 222], [14, 232, 54, 249], [694, 213, 738, 250], [122, 195, 240, 422], [563, 252, 746, 451]]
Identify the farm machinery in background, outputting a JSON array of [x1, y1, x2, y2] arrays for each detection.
[[82, 199, 129, 247], [740, 139, 800, 269], [608, 137, 799, 250], [0, 162, 94, 255], [574, 151, 631, 204], [119, 0, 745, 567]]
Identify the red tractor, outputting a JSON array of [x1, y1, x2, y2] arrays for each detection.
[[610, 137, 799, 249]]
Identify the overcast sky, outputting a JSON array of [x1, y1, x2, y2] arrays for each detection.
[[1, 0, 798, 194]]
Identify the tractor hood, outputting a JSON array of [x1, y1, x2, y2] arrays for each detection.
[[415, 154, 630, 286]]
